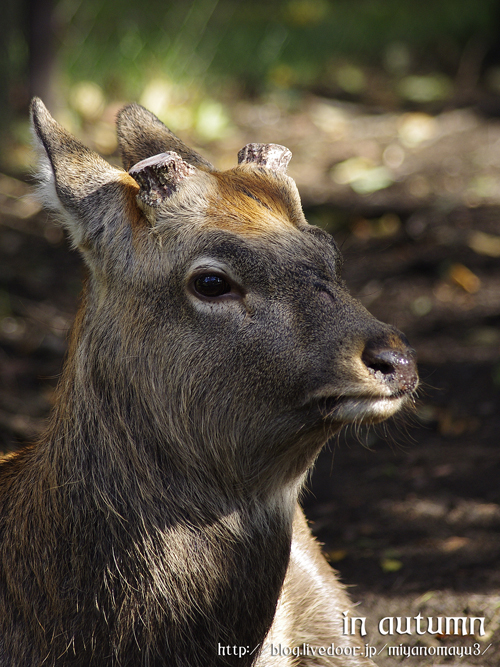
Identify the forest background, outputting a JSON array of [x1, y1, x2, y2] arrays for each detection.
[[2, 1, 500, 664]]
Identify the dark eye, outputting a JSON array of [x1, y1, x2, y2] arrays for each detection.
[[193, 274, 231, 298]]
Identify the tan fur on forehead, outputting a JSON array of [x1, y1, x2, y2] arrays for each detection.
[[205, 165, 306, 235]]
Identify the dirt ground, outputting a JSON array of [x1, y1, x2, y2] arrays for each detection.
[[1, 97, 500, 665]]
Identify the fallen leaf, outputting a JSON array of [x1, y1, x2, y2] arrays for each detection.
[[448, 263, 481, 293]]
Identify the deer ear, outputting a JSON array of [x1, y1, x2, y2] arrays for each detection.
[[30, 97, 139, 251], [237, 143, 292, 173], [116, 103, 214, 172]]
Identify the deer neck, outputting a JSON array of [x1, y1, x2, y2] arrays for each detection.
[[30, 311, 297, 663]]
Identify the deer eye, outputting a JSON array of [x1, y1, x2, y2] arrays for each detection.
[[193, 274, 231, 298]]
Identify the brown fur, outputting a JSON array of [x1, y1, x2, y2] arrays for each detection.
[[0, 99, 418, 666]]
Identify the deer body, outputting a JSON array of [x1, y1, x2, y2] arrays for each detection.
[[0, 99, 418, 666]]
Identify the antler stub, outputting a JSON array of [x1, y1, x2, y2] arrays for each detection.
[[238, 143, 292, 173], [129, 152, 196, 207]]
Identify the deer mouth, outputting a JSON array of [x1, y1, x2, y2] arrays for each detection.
[[312, 391, 414, 425]]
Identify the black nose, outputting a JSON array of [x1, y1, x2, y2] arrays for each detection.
[[362, 340, 418, 394]]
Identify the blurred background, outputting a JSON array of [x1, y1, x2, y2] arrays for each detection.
[[2, 1, 500, 664]]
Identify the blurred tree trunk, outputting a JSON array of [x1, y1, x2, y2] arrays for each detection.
[[0, 0, 20, 126], [27, 0, 58, 111], [0, 0, 58, 152]]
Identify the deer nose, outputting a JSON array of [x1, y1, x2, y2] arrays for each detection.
[[361, 340, 418, 394]]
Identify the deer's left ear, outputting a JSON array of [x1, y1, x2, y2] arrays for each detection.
[[30, 97, 140, 251], [116, 103, 214, 172]]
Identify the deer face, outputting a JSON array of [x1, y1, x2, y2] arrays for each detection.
[[31, 99, 418, 493]]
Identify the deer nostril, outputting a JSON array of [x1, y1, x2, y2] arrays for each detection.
[[362, 348, 402, 375], [362, 342, 418, 393], [367, 359, 394, 375]]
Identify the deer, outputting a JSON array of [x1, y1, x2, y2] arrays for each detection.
[[0, 97, 418, 667]]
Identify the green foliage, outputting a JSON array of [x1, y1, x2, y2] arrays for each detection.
[[2, 0, 499, 160], [54, 0, 498, 97]]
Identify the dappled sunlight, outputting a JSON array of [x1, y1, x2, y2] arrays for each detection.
[[2, 2, 500, 664]]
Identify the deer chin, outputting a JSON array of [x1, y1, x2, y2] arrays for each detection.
[[314, 393, 411, 425]]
